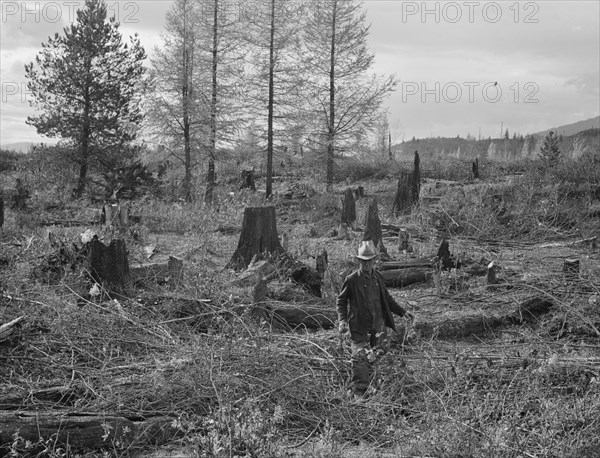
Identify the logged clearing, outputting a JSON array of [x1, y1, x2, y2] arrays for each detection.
[[1, 170, 599, 458]]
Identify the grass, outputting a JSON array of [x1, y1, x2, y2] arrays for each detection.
[[1, 153, 600, 457]]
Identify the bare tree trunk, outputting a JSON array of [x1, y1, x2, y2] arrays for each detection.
[[182, 10, 193, 203], [326, 0, 337, 191], [266, 0, 276, 199], [228, 206, 284, 270], [204, 0, 219, 206]]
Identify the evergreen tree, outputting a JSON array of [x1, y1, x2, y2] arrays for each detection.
[[539, 131, 561, 167], [25, 0, 146, 197], [302, 0, 398, 190]]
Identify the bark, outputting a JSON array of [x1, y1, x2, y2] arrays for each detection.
[[227, 206, 284, 270], [88, 237, 130, 295], [0, 196, 3, 229], [341, 188, 356, 227]]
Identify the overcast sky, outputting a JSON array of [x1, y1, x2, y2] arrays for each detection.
[[1, 0, 599, 146]]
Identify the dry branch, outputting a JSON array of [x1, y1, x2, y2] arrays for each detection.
[[0, 315, 25, 343]]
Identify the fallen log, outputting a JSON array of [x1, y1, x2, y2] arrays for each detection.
[[0, 386, 79, 410], [0, 411, 180, 452], [379, 258, 434, 271], [408, 296, 554, 340], [379, 268, 433, 288], [268, 304, 337, 330]]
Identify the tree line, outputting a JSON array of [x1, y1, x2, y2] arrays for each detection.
[[25, 0, 398, 202]]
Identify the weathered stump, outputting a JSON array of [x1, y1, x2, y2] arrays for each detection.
[[398, 228, 410, 252], [227, 206, 284, 271], [88, 237, 130, 295], [316, 250, 328, 279], [11, 178, 30, 210], [392, 173, 413, 216], [363, 197, 389, 259], [341, 188, 356, 228], [472, 158, 480, 179], [240, 170, 256, 191]]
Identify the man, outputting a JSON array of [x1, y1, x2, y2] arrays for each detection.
[[337, 240, 414, 397]]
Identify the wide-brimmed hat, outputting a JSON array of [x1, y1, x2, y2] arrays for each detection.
[[356, 240, 378, 260]]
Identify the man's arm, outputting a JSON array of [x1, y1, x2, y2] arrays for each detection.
[[336, 276, 351, 324]]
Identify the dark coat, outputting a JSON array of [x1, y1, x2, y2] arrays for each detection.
[[336, 269, 407, 334]]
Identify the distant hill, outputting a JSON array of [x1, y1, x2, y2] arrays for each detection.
[[535, 116, 600, 137], [0, 142, 35, 153]]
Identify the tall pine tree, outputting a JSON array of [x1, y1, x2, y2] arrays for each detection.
[[25, 0, 147, 197], [302, 0, 398, 190]]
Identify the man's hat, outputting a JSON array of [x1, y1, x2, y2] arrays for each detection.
[[356, 240, 378, 260]]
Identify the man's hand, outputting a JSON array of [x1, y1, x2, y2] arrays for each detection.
[[338, 320, 349, 334], [404, 311, 415, 322]]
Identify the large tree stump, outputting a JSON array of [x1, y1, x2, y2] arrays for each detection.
[[227, 206, 284, 271], [341, 188, 356, 228], [88, 237, 130, 295], [392, 173, 415, 216], [363, 197, 389, 259]]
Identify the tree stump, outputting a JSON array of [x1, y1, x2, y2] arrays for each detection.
[[316, 250, 328, 279], [341, 188, 356, 228], [398, 228, 409, 252], [392, 173, 415, 216], [88, 237, 130, 295], [11, 178, 30, 210], [227, 206, 284, 270], [240, 170, 256, 191], [363, 197, 389, 259], [472, 158, 480, 179]]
